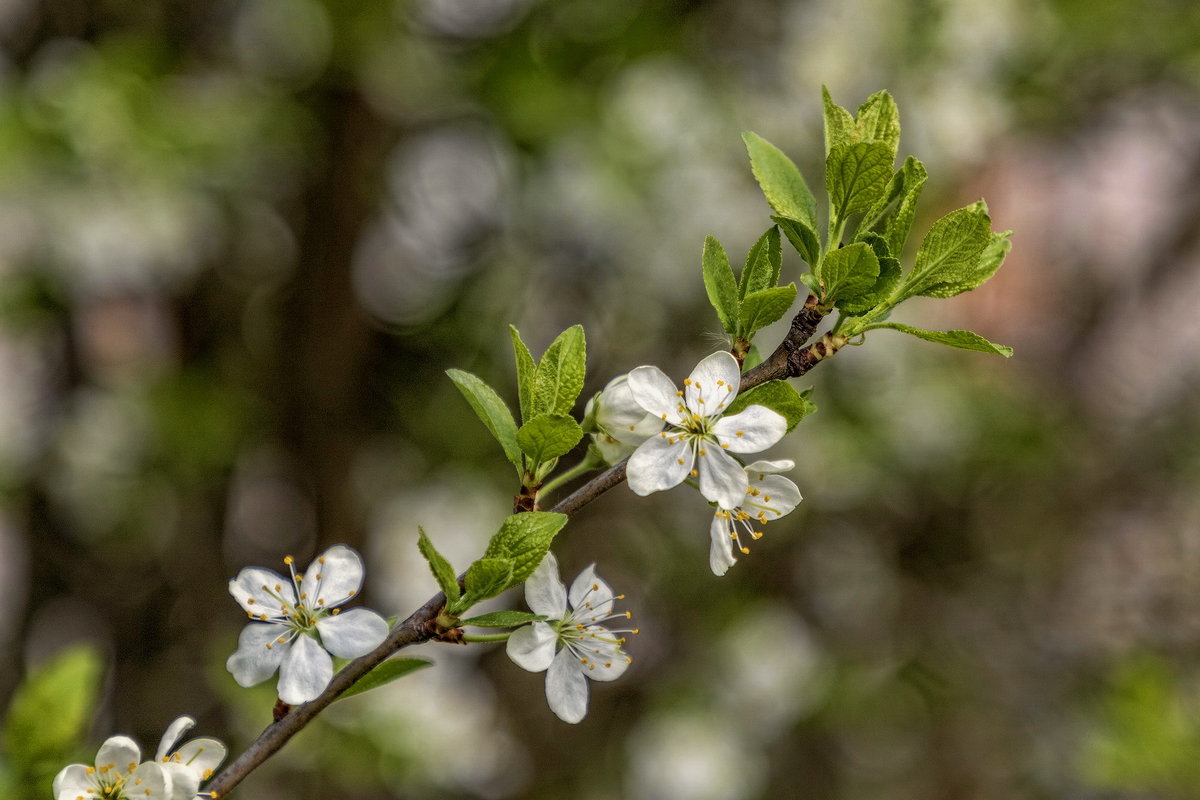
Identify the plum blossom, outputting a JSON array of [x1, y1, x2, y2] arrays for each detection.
[[709, 460, 803, 576], [506, 553, 636, 723], [155, 715, 227, 800], [227, 544, 390, 705], [626, 351, 787, 509], [53, 736, 170, 800], [584, 374, 665, 465]]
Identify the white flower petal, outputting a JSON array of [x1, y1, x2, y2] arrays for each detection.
[[580, 627, 630, 682], [709, 514, 737, 576], [697, 447, 749, 510], [684, 351, 740, 417], [54, 764, 90, 800], [524, 553, 567, 618], [626, 434, 693, 496], [156, 716, 195, 762], [316, 608, 389, 658], [170, 736, 226, 781], [627, 365, 686, 425], [226, 623, 289, 687], [568, 564, 615, 620], [228, 567, 295, 617], [506, 621, 558, 672], [596, 376, 665, 445], [128, 761, 170, 800], [748, 474, 803, 519], [96, 735, 142, 774], [278, 632, 333, 704], [303, 544, 364, 609], [162, 761, 200, 800], [743, 459, 795, 474], [592, 432, 636, 466], [711, 405, 787, 453], [545, 647, 589, 723]]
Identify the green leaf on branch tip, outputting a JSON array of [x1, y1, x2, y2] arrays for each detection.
[[900, 201, 993, 301], [740, 226, 782, 298], [743, 132, 818, 231], [509, 325, 537, 424], [867, 323, 1013, 357], [826, 141, 894, 223], [532, 324, 587, 417], [820, 242, 880, 306], [822, 85, 854, 155], [417, 526, 460, 604], [516, 413, 583, 465], [773, 215, 820, 268], [726, 380, 816, 432], [853, 90, 901, 161], [456, 557, 515, 611], [702, 235, 739, 335], [446, 368, 522, 472], [460, 610, 545, 628], [338, 658, 433, 700], [483, 511, 568, 587], [739, 284, 797, 339], [883, 156, 928, 257], [919, 230, 1012, 298], [838, 234, 901, 315]]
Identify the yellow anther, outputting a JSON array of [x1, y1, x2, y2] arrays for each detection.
[[283, 555, 294, 565], [764, 494, 771, 502], [128, 762, 137, 771], [684, 378, 692, 386], [247, 598, 255, 604], [697, 397, 706, 404], [717, 380, 724, 386], [300, 593, 308, 600], [616, 593, 625, 599], [736, 430, 744, 437], [87, 767, 96, 775], [698, 449, 707, 456], [274, 583, 282, 591], [348, 589, 357, 596], [277, 636, 287, 643], [628, 424, 636, 431], [740, 546, 750, 554], [752, 532, 764, 540], [265, 642, 273, 650], [626, 655, 633, 662], [315, 572, 323, 580], [721, 443, 730, 449], [749, 488, 760, 496], [624, 610, 632, 618], [677, 457, 684, 465], [632, 629, 640, 635], [729, 532, 738, 539], [690, 469, 699, 478], [258, 613, 268, 620], [605, 661, 613, 668], [318, 556, 326, 564], [675, 390, 684, 397]]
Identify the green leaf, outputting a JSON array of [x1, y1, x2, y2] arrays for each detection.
[[883, 156, 928, 257], [822, 85, 854, 155], [826, 141, 893, 223], [773, 215, 820, 268], [417, 526, 460, 604], [460, 610, 545, 628], [839, 234, 901, 315], [920, 230, 1012, 298], [743, 132, 818, 231], [339, 658, 433, 700], [739, 284, 797, 339], [900, 201, 992, 300], [446, 369, 522, 471], [726, 380, 816, 433], [509, 325, 537, 424], [702, 235, 740, 335], [740, 226, 781, 298], [532, 325, 587, 417], [4, 645, 103, 787], [853, 90, 901, 160], [867, 323, 1013, 357], [820, 242, 880, 306], [516, 413, 583, 465], [483, 511, 569, 587], [458, 557, 514, 610]]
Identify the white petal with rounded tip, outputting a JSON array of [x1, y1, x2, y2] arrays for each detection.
[[709, 515, 737, 576], [684, 351, 741, 416], [303, 544, 364, 609], [711, 405, 787, 452], [506, 621, 557, 672], [129, 761, 170, 800], [626, 435, 692, 496], [597, 376, 665, 446], [568, 564, 614, 620], [743, 459, 795, 474], [156, 716, 195, 761], [580, 629, 629, 682], [54, 764, 90, 800], [316, 608, 389, 658], [226, 623, 289, 687], [96, 735, 142, 773], [171, 736, 227, 780], [697, 447, 750, 510], [228, 567, 294, 617], [524, 553, 567, 618], [545, 647, 589, 723], [278, 632, 333, 704], [163, 761, 200, 800], [748, 474, 803, 518], [627, 365, 686, 425]]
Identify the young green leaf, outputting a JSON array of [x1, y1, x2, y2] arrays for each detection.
[[822, 85, 854, 155], [739, 284, 798, 339], [883, 156, 928, 257], [838, 234, 901, 315], [919, 230, 1012, 298], [899, 201, 992, 300], [867, 322, 1013, 357], [338, 658, 433, 700], [516, 413, 584, 465], [532, 325, 587, 417], [853, 90, 901, 160], [743, 132, 818, 231], [826, 141, 894, 224], [458, 557, 515, 610], [509, 325, 538, 424], [773, 215, 820, 269], [820, 242, 880, 306], [446, 368, 522, 471], [460, 610, 545, 628], [725, 380, 816, 432], [417, 526, 460, 604], [740, 226, 782, 298], [702, 234, 740, 335], [483, 511, 569, 587]]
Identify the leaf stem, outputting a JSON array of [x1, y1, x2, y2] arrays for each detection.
[[463, 632, 513, 643], [539, 459, 598, 498]]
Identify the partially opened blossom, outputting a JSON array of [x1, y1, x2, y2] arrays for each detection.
[[54, 735, 170, 800], [626, 351, 787, 509], [584, 374, 665, 465], [155, 716, 227, 800], [710, 460, 803, 576], [227, 544, 390, 705], [506, 553, 636, 723]]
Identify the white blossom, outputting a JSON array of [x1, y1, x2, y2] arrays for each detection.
[[506, 553, 635, 723], [626, 351, 787, 509], [155, 716, 227, 800], [53, 736, 170, 800], [710, 460, 803, 576], [584, 374, 665, 465], [227, 544, 390, 705]]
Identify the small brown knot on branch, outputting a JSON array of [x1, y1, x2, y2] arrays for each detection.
[[272, 698, 291, 722], [419, 611, 467, 644]]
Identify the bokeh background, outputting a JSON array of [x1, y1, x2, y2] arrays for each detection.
[[2, 0, 1200, 798]]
